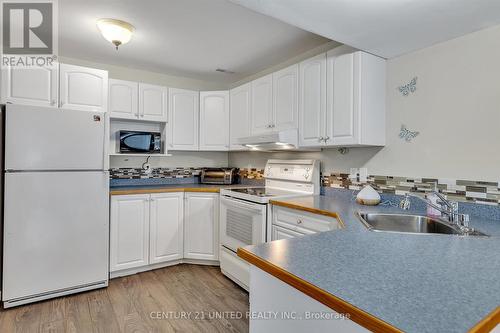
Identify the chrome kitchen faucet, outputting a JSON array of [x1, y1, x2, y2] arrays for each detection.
[[399, 190, 471, 232]]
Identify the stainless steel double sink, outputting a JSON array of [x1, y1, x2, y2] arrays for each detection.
[[356, 212, 488, 237]]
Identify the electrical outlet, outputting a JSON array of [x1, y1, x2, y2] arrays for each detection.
[[349, 168, 359, 180], [359, 168, 368, 182]]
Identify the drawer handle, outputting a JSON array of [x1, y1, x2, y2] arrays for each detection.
[[297, 219, 303, 224]]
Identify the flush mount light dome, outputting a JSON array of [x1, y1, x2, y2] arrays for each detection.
[[96, 18, 134, 50]]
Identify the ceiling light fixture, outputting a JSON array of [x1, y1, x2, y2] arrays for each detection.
[[96, 18, 135, 50]]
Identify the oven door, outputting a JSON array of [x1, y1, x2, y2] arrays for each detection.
[[220, 196, 267, 252]]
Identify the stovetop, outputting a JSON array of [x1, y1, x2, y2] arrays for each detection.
[[228, 187, 275, 197], [221, 186, 310, 204]]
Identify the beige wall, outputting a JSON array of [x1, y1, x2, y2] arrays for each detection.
[[59, 56, 227, 91], [229, 40, 340, 88], [229, 25, 500, 182], [110, 152, 228, 169]]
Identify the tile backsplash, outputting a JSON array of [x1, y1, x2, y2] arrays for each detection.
[[322, 173, 500, 206], [110, 167, 499, 206], [110, 167, 202, 179], [110, 167, 265, 180]]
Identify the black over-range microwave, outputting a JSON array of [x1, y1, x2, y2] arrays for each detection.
[[119, 130, 162, 153]]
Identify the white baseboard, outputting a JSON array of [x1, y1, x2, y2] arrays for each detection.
[[110, 259, 220, 279]]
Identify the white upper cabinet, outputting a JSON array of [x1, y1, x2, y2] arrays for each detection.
[[59, 63, 108, 112], [184, 193, 219, 261], [246, 65, 298, 137], [298, 53, 327, 147], [149, 193, 184, 264], [273, 64, 298, 131], [1, 65, 58, 107], [199, 91, 229, 151], [109, 79, 138, 120], [326, 50, 386, 146], [168, 88, 199, 151], [229, 83, 251, 150], [327, 52, 355, 145], [139, 83, 168, 122], [250, 74, 273, 134]]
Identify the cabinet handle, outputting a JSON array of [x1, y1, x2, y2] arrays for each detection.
[[297, 219, 303, 224], [324, 136, 330, 143]]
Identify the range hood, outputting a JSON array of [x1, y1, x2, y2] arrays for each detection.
[[236, 128, 300, 151]]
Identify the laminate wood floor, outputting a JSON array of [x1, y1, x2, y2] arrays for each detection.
[[0, 264, 249, 333]]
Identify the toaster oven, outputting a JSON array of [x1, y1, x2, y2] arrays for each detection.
[[200, 168, 239, 185]]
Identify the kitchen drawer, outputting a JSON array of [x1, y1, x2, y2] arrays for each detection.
[[272, 206, 340, 234]]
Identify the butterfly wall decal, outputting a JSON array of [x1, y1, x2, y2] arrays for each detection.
[[398, 77, 417, 96], [399, 125, 419, 142]]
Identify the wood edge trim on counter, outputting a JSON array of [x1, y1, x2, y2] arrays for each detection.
[[468, 306, 500, 333], [110, 188, 220, 195], [237, 247, 403, 333], [269, 200, 346, 229]]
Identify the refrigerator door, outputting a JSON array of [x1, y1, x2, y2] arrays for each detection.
[[3, 171, 109, 302], [5, 104, 105, 171]]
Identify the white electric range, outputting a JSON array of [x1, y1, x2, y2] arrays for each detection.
[[219, 159, 320, 290]]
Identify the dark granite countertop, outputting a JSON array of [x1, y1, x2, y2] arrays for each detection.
[[241, 191, 500, 333]]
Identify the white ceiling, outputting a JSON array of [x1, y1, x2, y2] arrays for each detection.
[[230, 0, 500, 59], [59, 0, 329, 84]]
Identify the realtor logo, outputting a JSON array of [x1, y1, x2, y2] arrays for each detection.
[[1, 0, 58, 67]]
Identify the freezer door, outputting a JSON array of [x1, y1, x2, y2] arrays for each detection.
[[5, 104, 105, 171], [3, 171, 109, 301]]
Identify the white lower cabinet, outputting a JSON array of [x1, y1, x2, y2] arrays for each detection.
[[110, 194, 150, 272], [110, 192, 219, 276], [272, 225, 304, 240], [184, 193, 219, 261], [271, 206, 341, 241], [149, 193, 184, 264]]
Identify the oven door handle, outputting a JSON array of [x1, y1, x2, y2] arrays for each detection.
[[221, 196, 266, 212]]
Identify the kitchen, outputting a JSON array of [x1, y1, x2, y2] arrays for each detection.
[[0, 0, 499, 332]]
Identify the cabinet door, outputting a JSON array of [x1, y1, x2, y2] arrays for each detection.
[[110, 195, 150, 272], [272, 226, 303, 241], [59, 63, 108, 112], [199, 91, 229, 151], [298, 53, 326, 147], [168, 88, 199, 151], [184, 193, 219, 261], [149, 193, 184, 264], [109, 79, 138, 120], [273, 64, 298, 131], [229, 83, 251, 150], [1, 65, 58, 107], [327, 52, 357, 146], [139, 83, 168, 122], [250, 74, 273, 134]]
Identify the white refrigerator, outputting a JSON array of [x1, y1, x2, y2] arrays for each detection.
[[3, 104, 109, 308]]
